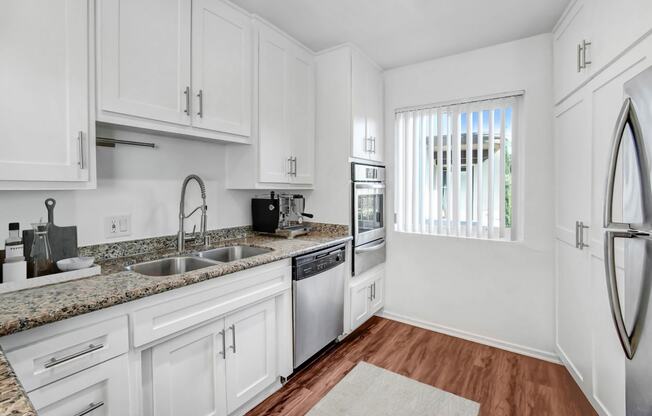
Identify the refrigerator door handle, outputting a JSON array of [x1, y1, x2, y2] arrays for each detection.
[[604, 97, 646, 230], [604, 229, 637, 359]]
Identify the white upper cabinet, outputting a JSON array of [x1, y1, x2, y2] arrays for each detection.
[[227, 19, 315, 189], [0, 0, 95, 190], [97, 0, 252, 142], [258, 23, 292, 184], [351, 48, 384, 162], [288, 46, 316, 185], [192, 0, 252, 136], [98, 0, 192, 127], [553, 0, 652, 104], [553, 0, 593, 103]]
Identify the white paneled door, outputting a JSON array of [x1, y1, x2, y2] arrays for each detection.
[[225, 298, 276, 414], [151, 320, 227, 416], [554, 90, 592, 390], [258, 24, 291, 183], [98, 0, 192, 126], [0, 0, 90, 183], [191, 0, 252, 136], [288, 45, 315, 185]]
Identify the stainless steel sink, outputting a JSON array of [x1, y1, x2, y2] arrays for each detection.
[[126, 256, 219, 277], [194, 245, 272, 263]]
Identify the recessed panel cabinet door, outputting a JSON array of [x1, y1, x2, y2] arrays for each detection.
[[98, 0, 192, 126], [225, 298, 276, 414], [258, 25, 291, 183], [289, 46, 315, 185], [366, 68, 384, 163], [350, 281, 371, 331], [351, 50, 369, 160], [192, 0, 252, 136], [151, 320, 227, 416], [0, 0, 89, 183]]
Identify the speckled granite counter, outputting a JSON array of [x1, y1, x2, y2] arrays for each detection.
[[0, 224, 351, 416]]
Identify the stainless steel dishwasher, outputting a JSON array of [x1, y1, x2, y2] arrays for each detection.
[[292, 244, 346, 368]]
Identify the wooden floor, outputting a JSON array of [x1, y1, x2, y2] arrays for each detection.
[[247, 317, 596, 416]]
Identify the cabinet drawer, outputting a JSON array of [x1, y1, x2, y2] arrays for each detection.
[[2, 315, 128, 392], [29, 355, 130, 416], [132, 260, 291, 347]]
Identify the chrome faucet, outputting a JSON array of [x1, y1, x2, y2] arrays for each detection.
[[178, 174, 209, 252]]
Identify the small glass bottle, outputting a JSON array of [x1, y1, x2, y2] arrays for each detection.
[[28, 223, 55, 278]]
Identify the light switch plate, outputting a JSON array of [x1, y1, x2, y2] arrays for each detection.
[[105, 215, 131, 238]]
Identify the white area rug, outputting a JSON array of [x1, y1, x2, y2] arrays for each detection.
[[307, 362, 480, 416]]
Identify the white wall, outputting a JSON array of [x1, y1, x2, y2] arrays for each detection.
[[0, 126, 258, 246], [383, 34, 556, 359]]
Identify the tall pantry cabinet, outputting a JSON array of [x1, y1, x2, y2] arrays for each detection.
[[553, 1, 652, 415]]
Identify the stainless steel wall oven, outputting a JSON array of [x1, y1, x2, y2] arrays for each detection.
[[352, 163, 386, 275]]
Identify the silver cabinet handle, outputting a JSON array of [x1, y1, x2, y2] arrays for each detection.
[[77, 131, 85, 169], [368, 285, 373, 301], [292, 157, 297, 176], [576, 43, 582, 72], [44, 343, 103, 369], [581, 39, 592, 69], [183, 86, 191, 115], [372, 282, 376, 300], [218, 329, 226, 359], [287, 157, 293, 176], [575, 221, 589, 249], [72, 401, 104, 416], [229, 324, 236, 353], [197, 89, 203, 118]]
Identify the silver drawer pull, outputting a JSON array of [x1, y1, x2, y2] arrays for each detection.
[[73, 401, 104, 416], [44, 343, 103, 369], [229, 324, 236, 353]]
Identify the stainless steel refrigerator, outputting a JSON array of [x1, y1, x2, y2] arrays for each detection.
[[604, 66, 652, 416]]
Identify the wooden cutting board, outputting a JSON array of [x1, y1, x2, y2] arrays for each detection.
[[23, 198, 79, 264]]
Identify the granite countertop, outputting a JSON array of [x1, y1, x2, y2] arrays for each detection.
[[0, 225, 351, 416]]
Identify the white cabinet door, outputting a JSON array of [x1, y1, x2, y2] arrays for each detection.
[[593, 0, 652, 72], [29, 355, 130, 416], [350, 280, 371, 331], [351, 49, 369, 160], [0, 0, 90, 184], [288, 45, 315, 185], [554, 89, 592, 392], [225, 298, 276, 414], [366, 68, 384, 163], [191, 0, 252, 136], [369, 271, 385, 313], [258, 24, 291, 183], [553, 0, 593, 103], [151, 320, 227, 416], [98, 0, 192, 126]]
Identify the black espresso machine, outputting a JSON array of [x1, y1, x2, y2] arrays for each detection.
[[252, 192, 314, 238]]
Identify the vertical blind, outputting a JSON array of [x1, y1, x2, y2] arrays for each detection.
[[394, 96, 518, 240]]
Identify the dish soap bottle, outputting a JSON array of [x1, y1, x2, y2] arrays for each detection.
[[27, 222, 55, 278], [2, 222, 27, 284]]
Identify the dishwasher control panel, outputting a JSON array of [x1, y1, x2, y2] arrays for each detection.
[[292, 244, 346, 281]]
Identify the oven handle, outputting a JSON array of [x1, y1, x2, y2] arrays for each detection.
[[355, 183, 385, 190], [355, 239, 386, 254]]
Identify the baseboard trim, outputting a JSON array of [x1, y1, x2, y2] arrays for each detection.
[[379, 310, 561, 364]]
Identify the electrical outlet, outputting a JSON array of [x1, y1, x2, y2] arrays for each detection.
[[105, 215, 131, 238]]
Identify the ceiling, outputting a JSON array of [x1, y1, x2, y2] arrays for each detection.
[[231, 0, 569, 69]]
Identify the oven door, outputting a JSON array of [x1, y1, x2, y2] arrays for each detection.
[[353, 182, 385, 246]]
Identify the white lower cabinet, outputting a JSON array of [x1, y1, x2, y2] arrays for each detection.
[[149, 298, 278, 416], [29, 355, 130, 416], [150, 319, 226, 416], [349, 265, 385, 331]]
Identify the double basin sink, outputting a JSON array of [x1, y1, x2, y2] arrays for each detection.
[[125, 245, 272, 277]]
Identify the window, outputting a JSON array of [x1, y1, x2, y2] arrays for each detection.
[[394, 95, 518, 240]]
